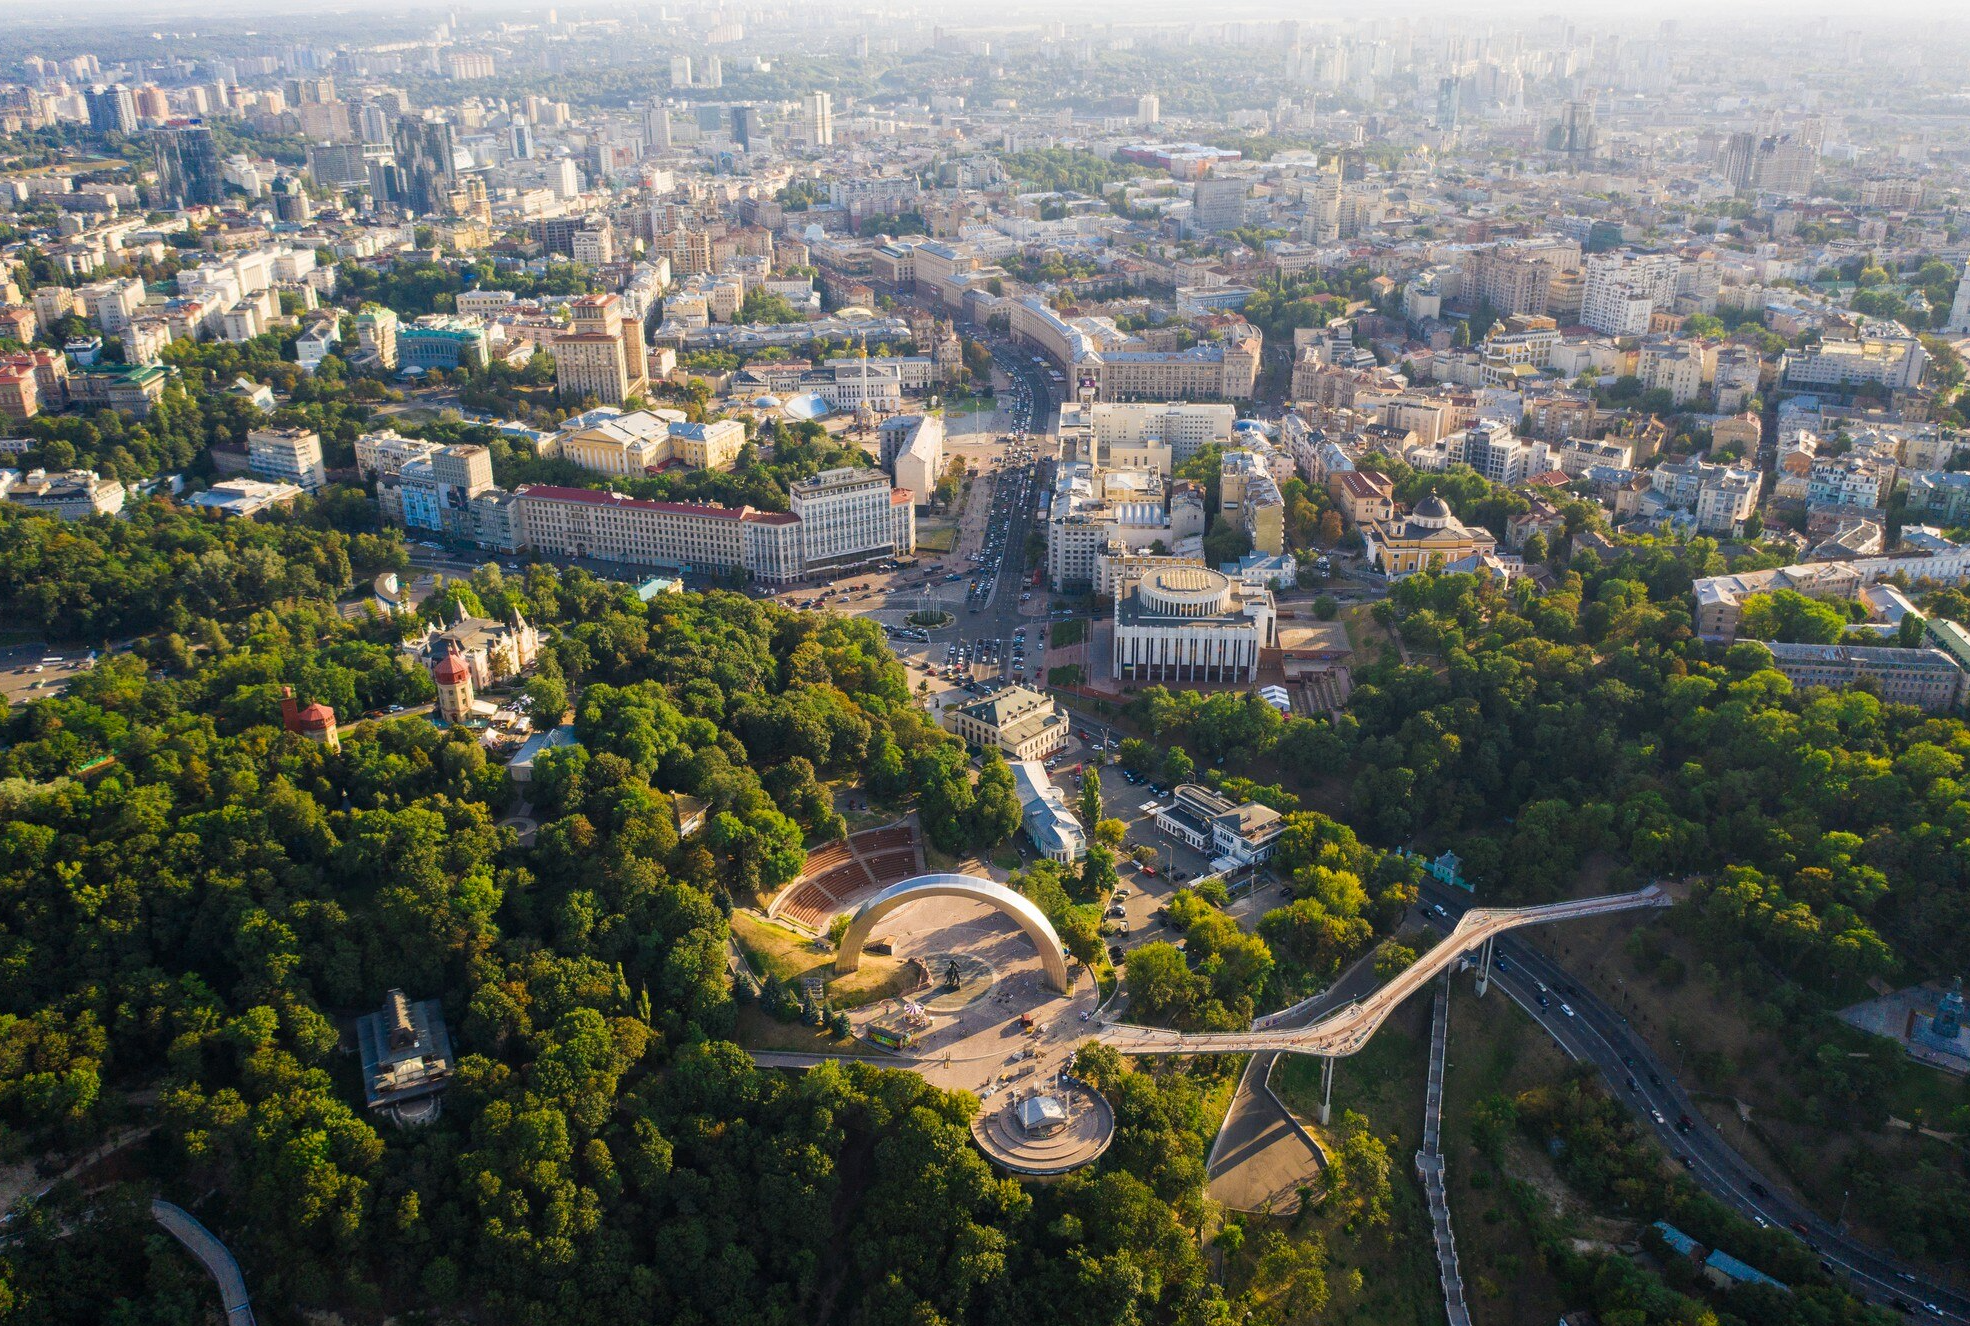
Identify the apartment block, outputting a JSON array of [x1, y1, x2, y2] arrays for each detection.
[[555, 293, 649, 405], [248, 426, 327, 491]]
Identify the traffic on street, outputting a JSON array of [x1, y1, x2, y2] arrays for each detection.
[[1417, 879, 1968, 1324]]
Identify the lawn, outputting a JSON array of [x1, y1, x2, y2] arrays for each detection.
[[916, 522, 958, 553], [729, 912, 916, 1009], [1050, 618, 1088, 648], [734, 1005, 892, 1056]]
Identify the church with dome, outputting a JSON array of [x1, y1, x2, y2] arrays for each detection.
[[1363, 490, 1498, 579]]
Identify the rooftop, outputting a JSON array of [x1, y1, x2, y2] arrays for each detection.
[[513, 484, 800, 524]]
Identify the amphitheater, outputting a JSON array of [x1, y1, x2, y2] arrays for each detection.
[[768, 824, 923, 933]]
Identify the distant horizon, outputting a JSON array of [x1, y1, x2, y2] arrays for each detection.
[[1, 0, 1968, 24]]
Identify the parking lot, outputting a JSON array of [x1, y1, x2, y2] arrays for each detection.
[[0, 645, 98, 708]]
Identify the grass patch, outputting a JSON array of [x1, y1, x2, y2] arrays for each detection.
[[729, 912, 915, 1009], [915, 523, 958, 553], [1340, 603, 1398, 666], [734, 1004, 891, 1056], [1047, 664, 1086, 686], [1050, 618, 1087, 648], [1271, 996, 1443, 1325]]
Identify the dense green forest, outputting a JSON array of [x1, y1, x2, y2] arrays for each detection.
[[0, 548, 1278, 1323], [1126, 543, 1970, 1261]]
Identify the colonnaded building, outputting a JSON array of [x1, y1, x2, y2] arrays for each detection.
[[1112, 563, 1276, 683]]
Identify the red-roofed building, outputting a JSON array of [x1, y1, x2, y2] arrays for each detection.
[[279, 685, 340, 752], [0, 364, 38, 419], [512, 484, 803, 581], [431, 643, 475, 723]]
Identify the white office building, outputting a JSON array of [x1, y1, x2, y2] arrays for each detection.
[[788, 466, 916, 571], [1112, 564, 1276, 683]]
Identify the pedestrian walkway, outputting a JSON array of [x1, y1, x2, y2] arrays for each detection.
[[152, 1199, 256, 1326], [1415, 978, 1470, 1326], [1102, 885, 1668, 1057]]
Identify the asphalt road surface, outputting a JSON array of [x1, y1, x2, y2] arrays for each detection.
[[1417, 878, 1968, 1324]]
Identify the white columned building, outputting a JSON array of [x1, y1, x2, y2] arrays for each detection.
[[1112, 564, 1276, 684]]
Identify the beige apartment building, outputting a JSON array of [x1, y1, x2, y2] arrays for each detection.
[[511, 485, 805, 581], [555, 293, 650, 405], [553, 410, 745, 476], [247, 426, 326, 491]]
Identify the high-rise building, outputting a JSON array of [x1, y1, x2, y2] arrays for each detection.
[[1191, 176, 1248, 234], [151, 120, 222, 207], [358, 102, 391, 144], [1581, 253, 1682, 336], [1436, 76, 1461, 133], [269, 174, 313, 222], [132, 85, 169, 121], [1136, 94, 1160, 127], [509, 118, 535, 159], [554, 293, 648, 405], [669, 55, 693, 88], [85, 84, 136, 136], [1754, 134, 1816, 199], [802, 91, 834, 146], [357, 306, 400, 369], [642, 102, 672, 152], [700, 56, 722, 88], [731, 105, 758, 151], [248, 426, 327, 491], [390, 115, 458, 216], [1945, 260, 1970, 337], [285, 75, 336, 106], [1552, 99, 1598, 161]]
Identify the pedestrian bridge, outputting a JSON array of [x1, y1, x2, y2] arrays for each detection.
[[1099, 885, 1669, 1059]]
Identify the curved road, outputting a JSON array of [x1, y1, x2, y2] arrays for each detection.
[[1099, 885, 1669, 1057], [1412, 879, 1968, 1323]]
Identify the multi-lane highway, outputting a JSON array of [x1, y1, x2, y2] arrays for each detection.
[[1412, 880, 1968, 1322], [924, 340, 1058, 694], [1098, 885, 1670, 1057]]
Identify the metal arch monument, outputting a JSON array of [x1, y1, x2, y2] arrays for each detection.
[[835, 873, 1073, 994]]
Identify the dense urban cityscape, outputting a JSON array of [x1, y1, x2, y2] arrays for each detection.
[[0, 2, 1968, 1323]]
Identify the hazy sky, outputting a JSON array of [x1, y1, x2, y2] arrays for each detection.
[[4, 0, 1970, 28]]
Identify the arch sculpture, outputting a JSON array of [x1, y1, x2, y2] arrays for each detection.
[[834, 873, 1072, 993]]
